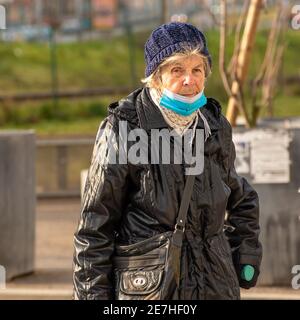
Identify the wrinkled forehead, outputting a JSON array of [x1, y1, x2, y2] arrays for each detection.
[[161, 54, 204, 70]]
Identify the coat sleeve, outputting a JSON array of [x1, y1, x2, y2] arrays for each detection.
[[73, 116, 129, 300], [225, 128, 263, 272]]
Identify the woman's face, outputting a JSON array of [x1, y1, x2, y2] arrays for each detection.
[[160, 55, 205, 97]]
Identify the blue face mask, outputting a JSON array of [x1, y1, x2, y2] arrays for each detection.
[[159, 88, 207, 116]]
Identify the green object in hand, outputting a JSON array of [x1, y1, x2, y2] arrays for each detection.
[[241, 265, 255, 281]]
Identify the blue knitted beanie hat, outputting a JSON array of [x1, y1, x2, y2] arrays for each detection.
[[144, 22, 211, 77]]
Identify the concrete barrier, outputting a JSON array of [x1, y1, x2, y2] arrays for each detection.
[[36, 138, 93, 197], [0, 130, 36, 280]]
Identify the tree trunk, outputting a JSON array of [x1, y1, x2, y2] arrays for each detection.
[[226, 0, 263, 126]]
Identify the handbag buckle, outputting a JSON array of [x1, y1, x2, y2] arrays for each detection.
[[174, 223, 185, 232]]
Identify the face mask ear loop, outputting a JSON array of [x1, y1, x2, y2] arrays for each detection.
[[198, 110, 211, 142]]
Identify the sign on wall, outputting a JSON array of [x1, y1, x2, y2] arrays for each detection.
[[233, 129, 292, 184]]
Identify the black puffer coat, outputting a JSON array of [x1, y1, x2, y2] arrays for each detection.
[[73, 87, 262, 300]]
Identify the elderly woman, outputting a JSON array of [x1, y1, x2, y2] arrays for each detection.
[[73, 22, 262, 300]]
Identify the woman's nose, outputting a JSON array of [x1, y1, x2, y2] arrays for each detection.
[[183, 73, 195, 86]]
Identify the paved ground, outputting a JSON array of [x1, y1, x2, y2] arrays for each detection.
[[0, 198, 299, 300]]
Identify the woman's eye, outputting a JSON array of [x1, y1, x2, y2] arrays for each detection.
[[171, 68, 182, 73], [194, 68, 202, 73]]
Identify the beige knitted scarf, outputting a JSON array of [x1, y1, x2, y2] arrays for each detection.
[[149, 87, 211, 142]]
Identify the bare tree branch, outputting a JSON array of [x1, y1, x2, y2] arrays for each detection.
[[262, 43, 285, 117], [227, 0, 250, 77], [251, 2, 281, 112], [251, 0, 286, 122]]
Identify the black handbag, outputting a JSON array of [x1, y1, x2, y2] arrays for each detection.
[[113, 174, 196, 300]]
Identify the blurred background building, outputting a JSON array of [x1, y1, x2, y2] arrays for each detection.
[[1, 0, 260, 41]]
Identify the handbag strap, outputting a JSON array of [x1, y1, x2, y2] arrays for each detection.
[[170, 173, 196, 285], [172, 173, 195, 245]]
